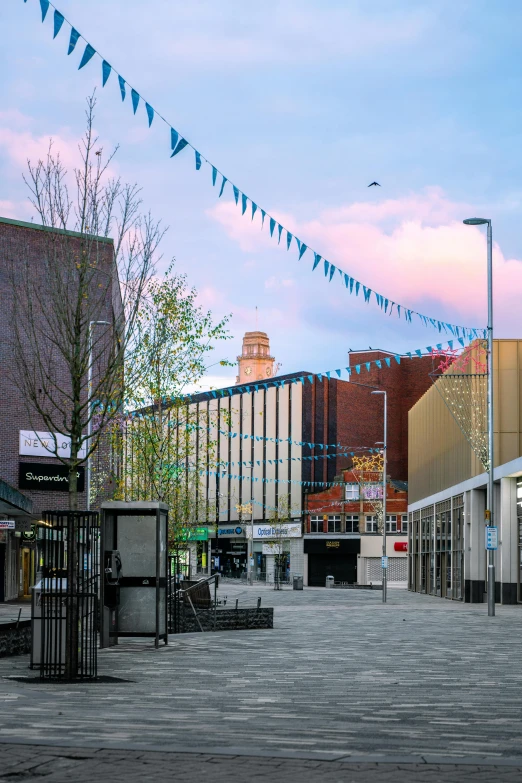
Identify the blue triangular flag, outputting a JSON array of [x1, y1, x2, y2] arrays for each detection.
[[78, 44, 96, 70], [233, 186, 239, 204], [145, 103, 154, 126], [355, 365, 361, 374], [336, 369, 342, 378], [376, 360, 381, 368], [117, 75, 126, 101], [68, 28, 80, 55], [40, 0, 49, 22], [365, 363, 371, 372], [212, 167, 217, 186], [326, 371, 331, 380], [299, 243, 307, 260], [102, 60, 111, 86], [251, 202, 257, 220], [260, 209, 266, 226], [312, 253, 322, 270], [195, 150, 202, 170], [219, 176, 227, 197], [171, 128, 178, 149], [394, 355, 401, 364], [329, 265, 336, 281], [385, 357, 391, 367], [53, 10, 64, 38], [242, 194, 248, 215], [286, 231, 292, 250], [323, 260, 330, 277], [171, 139, 188, 157], [269, 218, 276, 237], [277, 224, 283, 244], [345, 367, 352, 375], [307, 375, 313, 384]]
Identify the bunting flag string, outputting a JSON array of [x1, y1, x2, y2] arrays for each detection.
[[194, 466, 349, 490], [23, 0, 486, 342], [122, 337, 472, 412]]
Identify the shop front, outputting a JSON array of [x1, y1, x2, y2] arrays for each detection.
[[251, 522, 303, 583], [211, 525, 247, 578], [304, 537, 360, 586]]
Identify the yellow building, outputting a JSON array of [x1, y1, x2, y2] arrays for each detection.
[[408, 339, 522, 604]]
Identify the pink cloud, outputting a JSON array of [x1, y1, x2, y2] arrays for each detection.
[[208, 188, 522, 335]]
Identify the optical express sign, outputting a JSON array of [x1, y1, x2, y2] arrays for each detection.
[[253, 523, 301, 539]]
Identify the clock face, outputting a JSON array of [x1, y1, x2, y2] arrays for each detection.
[[266, 367, 271, 376], [244, 366, 252, 375]]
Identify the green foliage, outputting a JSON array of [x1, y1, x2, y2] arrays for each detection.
[[119, 264, 232, 550]]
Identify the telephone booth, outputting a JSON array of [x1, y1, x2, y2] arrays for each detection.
[[100, 501, 169, 648]]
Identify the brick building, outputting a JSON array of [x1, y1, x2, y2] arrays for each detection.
[[0, 216, 118, 600], [304, 469, 408, 587]]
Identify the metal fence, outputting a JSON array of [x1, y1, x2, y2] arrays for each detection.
[[34, 511, 100, 679]]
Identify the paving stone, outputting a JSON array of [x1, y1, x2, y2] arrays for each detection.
[[0, 586, 522, 780]]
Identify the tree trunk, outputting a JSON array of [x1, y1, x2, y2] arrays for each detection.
[[65, 462, 79, 679]]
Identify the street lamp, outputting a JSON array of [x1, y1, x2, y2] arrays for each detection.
[[87, 320, 110, 511], [371, 390, 387, 603], [463, 217, 495, 617]]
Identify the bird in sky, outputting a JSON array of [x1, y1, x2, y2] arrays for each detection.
[[368, 181, 381, 187]]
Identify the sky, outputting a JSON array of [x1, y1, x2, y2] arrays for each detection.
[[1, 0, 522, 390]]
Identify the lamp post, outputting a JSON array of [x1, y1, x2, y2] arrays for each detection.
[[87, 320, 110, 511], [463, 217, 495, 617], [371, 390, 387, 603]]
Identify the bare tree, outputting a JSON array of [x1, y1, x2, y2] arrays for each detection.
[[4, 95, 162, 677]]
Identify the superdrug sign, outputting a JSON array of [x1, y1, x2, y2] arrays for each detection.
[[19, 462, 85, 492]]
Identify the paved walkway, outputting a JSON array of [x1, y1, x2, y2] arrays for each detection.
[[1, 586, 522, 781]]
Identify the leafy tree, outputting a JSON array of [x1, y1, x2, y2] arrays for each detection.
[[117, 265, 232, 560]]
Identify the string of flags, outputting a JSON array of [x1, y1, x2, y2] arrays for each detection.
[[165, 449, 378, 475], [24, 0, 487, 342], [196, 466, 346, 490], [164, 337, 472, 399]]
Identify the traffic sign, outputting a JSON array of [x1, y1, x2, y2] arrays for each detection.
[[381, 556, 388, 569], [485, 526, 498, 550]]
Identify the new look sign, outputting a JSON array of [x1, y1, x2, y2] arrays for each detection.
[[19, 462, 85, 493], [19, 431, 87, 460]]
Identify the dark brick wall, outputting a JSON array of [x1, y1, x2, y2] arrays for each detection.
[[178, 606, 273, 633], [0, 219, 116, 516]]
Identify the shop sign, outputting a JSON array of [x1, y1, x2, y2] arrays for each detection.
[[304, 538, 360, 555], [182, 527, 208, 541], [18, 462, 85, 492], [253, 523, 301, 540], [19, 431, 86, 459], [217, 526, 244, 538], [381, 556, 388, 569], [394, 542, 408, 552], [262, 542, 283, 555], [0, 520, 15, 529]]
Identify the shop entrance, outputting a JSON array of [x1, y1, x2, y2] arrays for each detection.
[[211, 538, 246, 578], [308, 553, 357, 586]]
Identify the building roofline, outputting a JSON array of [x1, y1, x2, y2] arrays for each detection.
[[0, 215, 114, 244]]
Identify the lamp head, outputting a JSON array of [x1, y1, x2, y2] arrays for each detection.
[[463, 218, 490, 226], [371, 390, 385, 395]]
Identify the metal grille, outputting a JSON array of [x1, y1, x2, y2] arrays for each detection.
[[366, 557, 407, 583], [35, 512, 99, 679]]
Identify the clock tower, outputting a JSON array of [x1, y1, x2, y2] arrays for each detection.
[[236, 331, 275, 384]]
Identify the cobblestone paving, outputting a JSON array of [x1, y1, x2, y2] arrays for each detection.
[[1, 743, 522, 783], [0, 586, 522, 780]]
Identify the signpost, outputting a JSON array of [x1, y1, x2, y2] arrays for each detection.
[[485, 526, 498, 551]]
